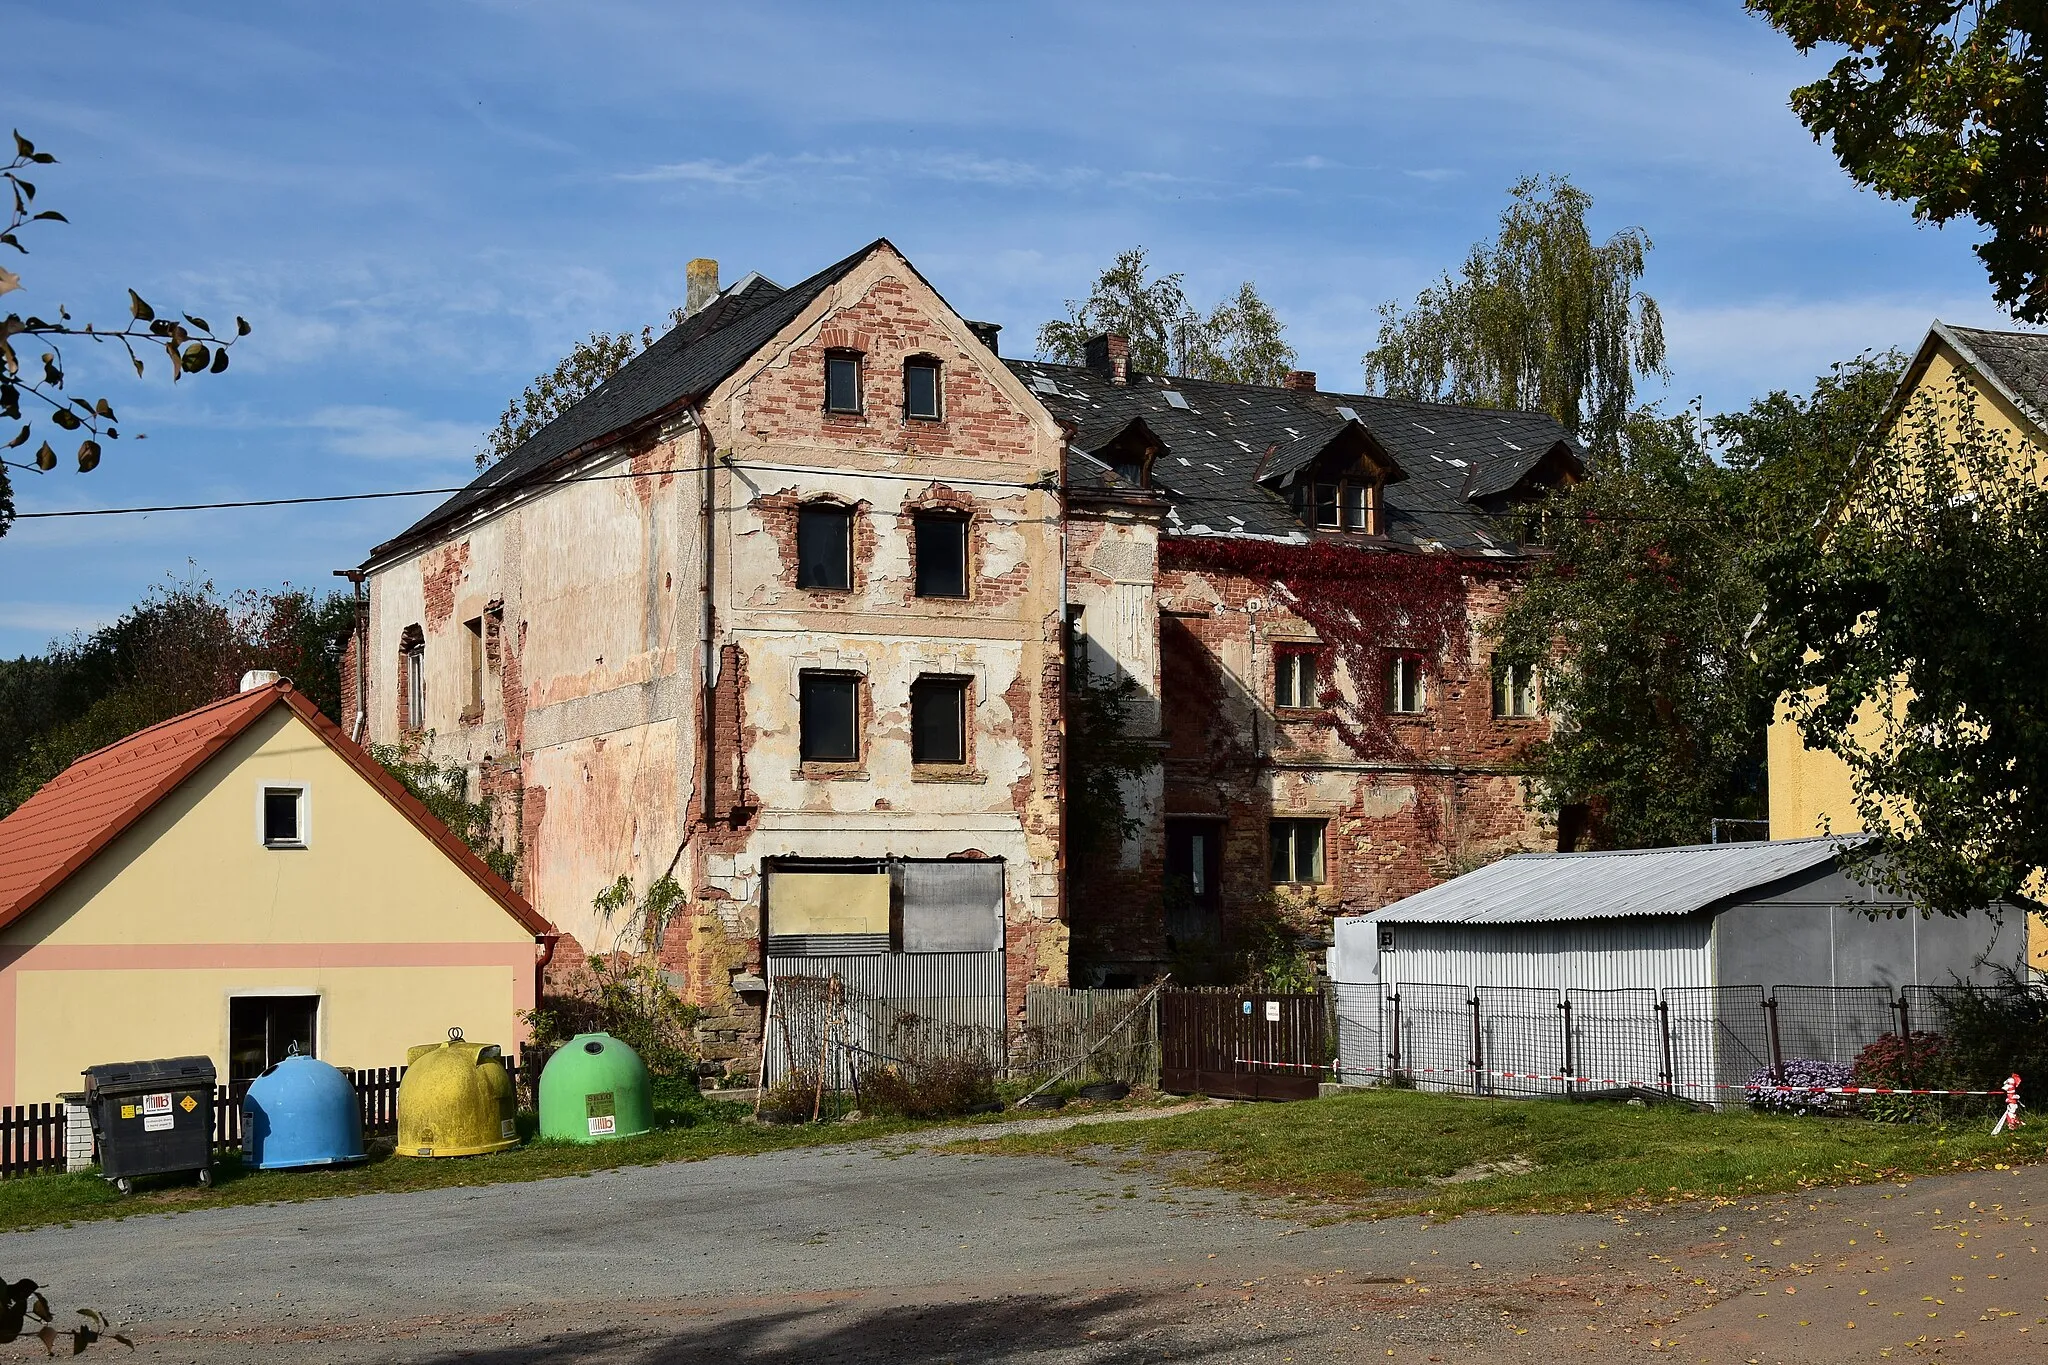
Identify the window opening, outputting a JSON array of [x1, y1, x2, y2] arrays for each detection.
[[796, 503, 853, 590], [1164, 819, 1223, 946], [1269, 819, 1326, 884], [404, 632, 425, 731], [914, 513, 969, 598], [799, 671, 860, 762], [825, 352, 862, 414], [262, 785, 306, 847], [1274, 648, 1319, 709], [1313, 481, 1340, 529], [910, 675, 969, 764], [903, 358, 941, 420], [464, 616, 484, 711], [228, 996, 318, 1083], [1493, 657, 1539, 718], [1389, 654, 1425, 714]]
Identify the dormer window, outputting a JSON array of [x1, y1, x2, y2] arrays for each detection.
[[903, 357, 941, 420], [825, 352, 863, 414], [1292, 478, 1382, 534]]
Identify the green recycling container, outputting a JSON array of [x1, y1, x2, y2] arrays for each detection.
[[538, 1033, 654, 1142]]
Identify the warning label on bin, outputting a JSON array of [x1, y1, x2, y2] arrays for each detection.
[[180, 1094, 197, 1113], [143, 1114, 173, 1132], [500, 1118, 516, 1141], [588, 1115, 616, 1137], [119, 1104, 135, 1120], [142, 1092, 172, 1115]]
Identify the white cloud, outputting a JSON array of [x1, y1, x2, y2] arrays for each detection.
[[307, 405, 482, 462]]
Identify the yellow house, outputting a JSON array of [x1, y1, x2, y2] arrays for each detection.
[[0, 678, 555, 1106], [1767, 321, 2048, 974]]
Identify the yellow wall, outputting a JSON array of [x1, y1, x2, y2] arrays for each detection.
[[0, 705, 538, 1104], [1767, 339, 2048, 971]]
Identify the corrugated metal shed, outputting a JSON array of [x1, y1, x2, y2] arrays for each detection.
[[1372, 836, 1864, 926]]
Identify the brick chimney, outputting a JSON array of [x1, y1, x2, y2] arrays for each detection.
[[1282, 369, 1317, 392], [685, 258, 719, 317], [1084, 333, 1130, 386]]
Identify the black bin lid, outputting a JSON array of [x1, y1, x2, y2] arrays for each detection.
[[83, 1056, 217, 1094]]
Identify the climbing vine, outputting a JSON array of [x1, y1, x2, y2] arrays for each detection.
[[1160, 537, 1510, 760]]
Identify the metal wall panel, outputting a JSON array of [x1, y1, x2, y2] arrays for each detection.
[[763, 951, 1007, 1087], [901, 861, 1005, 953], [1379, 917, 1714, 995]]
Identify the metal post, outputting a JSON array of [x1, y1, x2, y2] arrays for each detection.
[[1764, 995, 1785, 1088], [1469, 994, 1483, 1096], [1559, 996, 1575, 1095], [1386, 991, 1402, 1080], [1894, 994, 1913, 1089], [1656, 998, 1675, 1096]]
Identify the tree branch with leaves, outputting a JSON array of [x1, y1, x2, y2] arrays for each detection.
[[1, 132, 248, 536], [1037, 248, 1297, 385]]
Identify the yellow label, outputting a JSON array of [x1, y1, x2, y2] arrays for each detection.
[[180, 1094, 197, 1113], [119, 1104, 135, 1120]]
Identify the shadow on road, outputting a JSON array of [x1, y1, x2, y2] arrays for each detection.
[[395, 1288, 1291, 1364]]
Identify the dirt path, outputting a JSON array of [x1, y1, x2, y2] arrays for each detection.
[[3, 1135, 2038, 1362]]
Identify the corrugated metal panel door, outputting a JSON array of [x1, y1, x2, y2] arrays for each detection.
[[902, 861, 1005, 953]]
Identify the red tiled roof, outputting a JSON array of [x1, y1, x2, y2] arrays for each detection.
[[0, 681, 552, 938]]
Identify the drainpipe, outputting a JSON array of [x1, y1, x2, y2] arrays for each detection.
[[700, 420, 719, 831], [333, 568, 368, 742], [1047, 454, 1070, 949], [533, 932, 560, 1014]]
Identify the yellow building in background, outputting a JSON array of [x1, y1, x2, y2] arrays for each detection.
[[1767, 321, 2048, 975], [0, 679, 554, 1106]]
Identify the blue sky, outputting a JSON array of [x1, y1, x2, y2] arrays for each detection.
[[0, 0, 2023, 656]]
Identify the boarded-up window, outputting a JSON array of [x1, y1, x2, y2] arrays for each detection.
[[901, 861, 1004, 953], [766, 869, 890, 955]]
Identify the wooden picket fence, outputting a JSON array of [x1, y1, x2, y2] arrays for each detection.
[[5, 1055, 525, 1179]]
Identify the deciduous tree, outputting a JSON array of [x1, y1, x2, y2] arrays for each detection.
[[1748, 1, 2048, 321], [1365, 175, 1666, 458], [1038, 248, 1297, 384]]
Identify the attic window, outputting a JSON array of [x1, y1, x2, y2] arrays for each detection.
[[260, 783, 309, 849], [1291, 478, 1381, 534], [903, 358, 941, 420], [825, 352, 863, 414]]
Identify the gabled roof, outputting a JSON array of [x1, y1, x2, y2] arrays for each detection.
[[370, 239, 891, 560], [1370, 836, 1866, 926], [1258, 416, 1407, 487], [1935, 322, 2048, 434], [1007, 359, 1583, 554], [0, 682, 552, 937]]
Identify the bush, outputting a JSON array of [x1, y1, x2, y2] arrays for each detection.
[[1852, 1031, 1957, 1123], [1933, 970, 2048, 1090], [1746, 1059, 1853, 1114], [859, 1052, 999, 1119]]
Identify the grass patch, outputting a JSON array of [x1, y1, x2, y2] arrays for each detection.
[[0, 1090, 1191, 1234], [972, 1087, 2048, 1217]]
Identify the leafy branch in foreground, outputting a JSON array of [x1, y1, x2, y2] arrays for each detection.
[[0, 130, 248, 537], [0, 1276, 131, 1354]]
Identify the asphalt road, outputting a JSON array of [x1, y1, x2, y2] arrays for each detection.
[[3, 1134, 2041, 1363]]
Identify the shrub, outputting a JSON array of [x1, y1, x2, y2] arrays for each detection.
[[1852, 1031, 1957, 1123], [1745, 1059, 1853, 1114], [1933, 970, 2048, 1091], [859, 1052, 999, 1119]]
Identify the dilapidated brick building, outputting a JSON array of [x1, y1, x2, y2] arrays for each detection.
[[348, 239, 1579, 1058]]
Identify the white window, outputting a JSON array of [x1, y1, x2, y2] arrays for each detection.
[[258, 783, 309, 849], [1389, 655, 1425, 714], [1274, 648, 1319, 709], [1493, 658, 1539, 718], [405, 639, 426, 730], [1343, 481, 1373, 532]]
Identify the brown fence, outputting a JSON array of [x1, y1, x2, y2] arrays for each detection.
[[0, 1104, 65, 1178], [1159, 988, 1326, 1101]]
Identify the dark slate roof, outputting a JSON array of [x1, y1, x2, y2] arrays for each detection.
[[370, 240, 885, 558], [1006, 359, 1584, 555], [1943, 323, 2048, 428]]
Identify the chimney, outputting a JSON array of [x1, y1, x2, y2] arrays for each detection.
[[1083, 333, 1130, 386], [966, 320, 1002, 355], [1282, 369, 1317, 392], [685, 258, 720, 317], [240, 670, 281, 693]]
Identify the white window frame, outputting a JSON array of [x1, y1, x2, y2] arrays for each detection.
[[405, 641, 426, 730], [256, 781, 311, 850], [1493, 658, 1540, 718], [1274, 648, 1319, 710], [1269, 818, 1327, 885], [1389, 655, 1426, 714]]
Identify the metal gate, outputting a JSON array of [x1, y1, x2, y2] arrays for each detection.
[[1158, 989, 1326, 1100]]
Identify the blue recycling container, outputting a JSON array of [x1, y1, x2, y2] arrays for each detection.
[[241, 1054, 366, 1169]]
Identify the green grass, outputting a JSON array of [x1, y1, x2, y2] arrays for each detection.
[[971, 1087, 2048, 1218], [0, 1091, 1185, 1234]]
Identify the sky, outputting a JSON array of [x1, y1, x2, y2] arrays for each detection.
[[0, 0, 2028, 657]]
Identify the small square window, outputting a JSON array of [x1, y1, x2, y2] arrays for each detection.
[[914, 514, 969, 598], [1269, 819, 1325, 884], [1493, 658, 1539, 718], [262, 785, 307, 848], [910, 675, 969, 764], [825, 353, 863, 414], [799, 672, 860, 763], [904, 359, 941, 420], [1274, 649, 1319, 709], [797, 503, 853, 590], [1389, 655, 1425, 714]]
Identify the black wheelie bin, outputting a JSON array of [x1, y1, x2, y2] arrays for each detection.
[[83, 1056, 216, 1193]]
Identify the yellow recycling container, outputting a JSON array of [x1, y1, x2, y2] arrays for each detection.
[[395, 1028, 519, 1158]]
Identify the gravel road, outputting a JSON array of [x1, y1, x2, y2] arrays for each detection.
[[3, 1135, 2040, 1363]]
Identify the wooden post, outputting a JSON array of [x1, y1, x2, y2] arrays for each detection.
[[1764, 995, 1785, 1088]]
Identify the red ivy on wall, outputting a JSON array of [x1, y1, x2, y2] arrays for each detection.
[[1160, 536, 1517, 760]]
